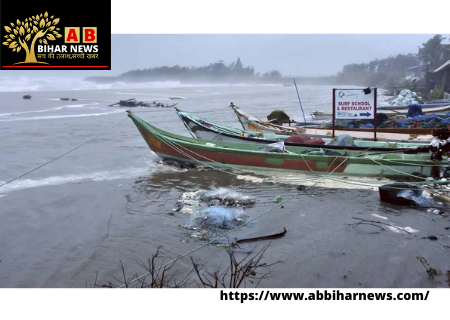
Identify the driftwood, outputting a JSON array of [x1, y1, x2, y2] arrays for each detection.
[[235, 228, 287, 244]]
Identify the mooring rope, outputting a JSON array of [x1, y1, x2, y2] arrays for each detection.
[[366, 157, 439, 180], [142, 120, 245, 177], [0, 117, 129, 189]]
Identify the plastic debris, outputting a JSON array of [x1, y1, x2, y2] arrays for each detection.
[[176, 188, 256, 244], [184, 206, 246, 243], [194, 206, 244, 229], [379, 182, 449, 207], [427, 208, 444, 215], [273, 196, 282, 203], [199, 188, 256, 206]]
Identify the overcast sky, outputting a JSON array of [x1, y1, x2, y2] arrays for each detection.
[[109, 34, 450, 77], [1, 1, 450, 79]]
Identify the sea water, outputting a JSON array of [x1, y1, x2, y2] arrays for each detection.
[[0, 78, 448, 288]]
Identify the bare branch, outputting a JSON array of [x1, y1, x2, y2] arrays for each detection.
[[347, 217, 412, 234]]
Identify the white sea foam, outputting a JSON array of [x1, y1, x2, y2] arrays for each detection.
[[0, 102, 99, 117], [0, 76, 185, 92], [0, 110, 123, 121], [0, 106, 66, 117], [0, 76, 266, 92], [0, 167, 152, 194]]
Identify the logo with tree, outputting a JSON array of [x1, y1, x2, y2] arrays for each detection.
[[2, 11, 62, 64]]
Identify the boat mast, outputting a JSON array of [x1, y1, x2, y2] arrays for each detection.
[[293, 78, 307, 124]]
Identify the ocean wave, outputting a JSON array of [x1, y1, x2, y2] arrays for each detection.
[[0, 76, 277, 92], [0, 167, 153, 194], [0, 102, 99, 117], [0, 110, 123, 121], [0, 76, 91, 92], [0, 76, 185, 92], [0, 106, 66, 117]]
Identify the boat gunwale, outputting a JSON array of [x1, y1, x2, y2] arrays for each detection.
[[128, 112, 443, 167], [229, 103, 441, 135], [176, 109, 430, 153]]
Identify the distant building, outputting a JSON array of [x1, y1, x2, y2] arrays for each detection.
[[434, 59, 450, 95], [405, 65, 424, 79]]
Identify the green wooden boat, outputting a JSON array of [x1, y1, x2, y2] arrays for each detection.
[[175, 108, 430, 152], [229, 103, 435, 141], [128, 111, 446, 178]]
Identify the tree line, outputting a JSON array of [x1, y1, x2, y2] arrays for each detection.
[[86, 57, 283, 84], [337, 35, 450, 93]]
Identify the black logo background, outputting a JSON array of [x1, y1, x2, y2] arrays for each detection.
[[0, 0, 111, 70]]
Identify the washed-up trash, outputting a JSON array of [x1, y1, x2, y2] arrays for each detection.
[[426, 208, 448, 217], [273, 196, 282, 203], [197, 188, 256, 206], [192, 207, 245, 230], [379, 183, 442, 207], [184, 206, 246, 243], [176, 188, 255, 242], [427, 208, 443, 215]]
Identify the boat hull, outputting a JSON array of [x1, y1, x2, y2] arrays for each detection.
[[128, 112, 444, 178]]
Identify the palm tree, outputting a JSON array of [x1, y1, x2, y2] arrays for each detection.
[[417, 34, 450, 71]]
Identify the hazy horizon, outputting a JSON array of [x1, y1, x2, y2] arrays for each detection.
[[1, 34, 450, 81]]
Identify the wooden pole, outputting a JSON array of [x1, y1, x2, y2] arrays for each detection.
[[374, 87, 377, 141], [332, 88, 336, 138]]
